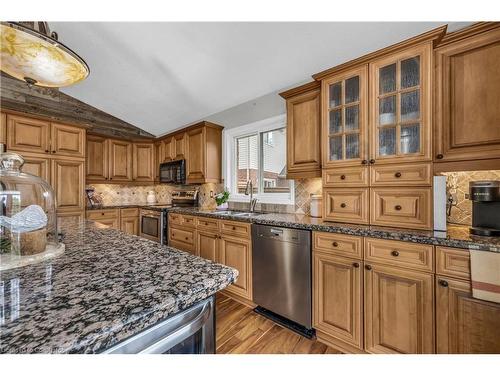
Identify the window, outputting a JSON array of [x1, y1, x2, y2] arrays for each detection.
[[224, 115, 294, 205]]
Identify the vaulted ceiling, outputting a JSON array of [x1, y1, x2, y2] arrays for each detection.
[[53, 22, 471, 136]]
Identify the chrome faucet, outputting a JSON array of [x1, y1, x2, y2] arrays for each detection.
[[244, 180, 258, 212]]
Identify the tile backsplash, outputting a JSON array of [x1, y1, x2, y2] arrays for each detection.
[[442, 170, 500, 225]]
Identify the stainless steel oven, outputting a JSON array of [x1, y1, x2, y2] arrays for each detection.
[[140, 209, 165, 244], [103, 296, 215, 354], [160, 160, 185, 184]]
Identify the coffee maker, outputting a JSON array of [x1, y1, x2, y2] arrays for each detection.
[[469, 180, 500, 236]]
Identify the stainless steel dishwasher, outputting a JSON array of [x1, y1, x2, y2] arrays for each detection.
[[252, 224, 313, 336]]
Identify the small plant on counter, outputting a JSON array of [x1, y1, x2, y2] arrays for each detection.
[[215, 189, 230, 210]]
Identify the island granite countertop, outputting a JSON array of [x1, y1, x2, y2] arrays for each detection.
[[0, 219, 238, 354], [167, 207, 500, 253]]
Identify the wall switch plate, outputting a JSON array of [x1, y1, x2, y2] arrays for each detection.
[[210, 190, 214, 198]]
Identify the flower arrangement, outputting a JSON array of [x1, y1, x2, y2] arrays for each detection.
[[215, 189, 230, 206]]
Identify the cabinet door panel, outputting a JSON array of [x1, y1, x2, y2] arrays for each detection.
[[173, 132, 186, 160], [364, 263, 434, 353], [120, 216, 139, 236], [323, 166, 368, 187], [16, 155, 50, 207], [323, 188, 369, 224], [186, 127, 205, 183], [133, 143, 154, 181], [86, 135, 108, 181], [51, 159, 85, 212], [7, 114, 50, 154], [108, 139, 132, 181], [220, 236, 252, 300], [1, 112, 6, 145], [435, 27, 500, 162], [51, 123, 85, 157], [197, 231, 219, 262], [436, 277, 500, 353], [313, 253, 363, 349], [57, 211, 84, 227]]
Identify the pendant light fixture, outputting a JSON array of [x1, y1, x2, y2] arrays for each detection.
[[0, 21, 89, 88]]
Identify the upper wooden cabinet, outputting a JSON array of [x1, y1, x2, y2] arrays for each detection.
[[1, 112, 6, 145], [185, 122, 223, 184], [6, 114, 85, 157], [434, 23, 500, 166], [173, 132, 186, 160], [7, 114, 51, 154], [108, 139, 133, 182], [86, 135, 109, 181], [162, 136, 174, 162], [369, 42, 432, 164], [322, 65, 369, 168], [133, 143, 154, 182], [280, 81, 322, 178]]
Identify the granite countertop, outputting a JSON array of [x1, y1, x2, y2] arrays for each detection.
[[167, 207, 500, 253], [0, 220, 238, 354], [86, 203, 168, 210]]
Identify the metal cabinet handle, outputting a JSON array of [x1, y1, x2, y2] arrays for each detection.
[[395, 172, 402, 178], [332, 241, 338, 247], [340, 203, 346, 208], [365, 264, 372, 270], [391, 250, 399, 257], [395, 205, 402, 211], [340, 175, 346, 180], [361, 159, 368, 165], [439, 279, 449, 287], [353, 262, 360, 268]]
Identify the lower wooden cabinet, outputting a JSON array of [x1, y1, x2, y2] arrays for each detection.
[[169, 226, 197, 255], [86, 209, 120, 229], [197, 230, 219, 262], [57, 211, 84, 227], [436, 276, 500, 354], [219, 234, 252, 300], [364, 263, 434, 354], [313, 252, 363, 351], [51, 158, 85, 212], [120, 216, 139, 236]]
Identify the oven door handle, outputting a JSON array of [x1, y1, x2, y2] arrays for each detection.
[[138, 301, 211, 354]]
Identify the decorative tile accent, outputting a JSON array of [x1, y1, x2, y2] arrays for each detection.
[[442, 170, 500, 225]]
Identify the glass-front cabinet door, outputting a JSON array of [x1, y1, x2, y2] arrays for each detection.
[[369, 43, 432, 164], [322, 65, 368, 167]]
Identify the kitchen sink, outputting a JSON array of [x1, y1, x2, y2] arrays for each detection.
[[232, 212, 262, 217]]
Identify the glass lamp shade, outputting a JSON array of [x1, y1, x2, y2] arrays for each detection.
[[0, 22, 89, 88]]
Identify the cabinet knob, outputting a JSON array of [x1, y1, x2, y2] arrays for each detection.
[[185, 237, 188, 241], [439, 279, 449, 287], [340, 175, 346, 180], [353, 262, 360, 268], [110, 178, 113, 180], [436, 154, 444, 160], [365, 264, 372, 271], [340, 203, 346, 208], [369, 159, 375, 164], [394, 172, 402, 178], [232, 226, 236, 230], [391, 250, 399, 257], [332, 241, 338, 247], [45, 149, 49, 153], [101, 212, 105, 216], [52, 150, 56, 153], [395, 205, 402, 211], [361, 159, 368, 165]]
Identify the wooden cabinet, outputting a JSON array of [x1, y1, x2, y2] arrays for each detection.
[[120, 216, 139, 235], [313, 232, 363, 259], [132, 143, 154, 182], [197, 230, 219, 262], [186, 127, 205, 182], [436, 276, 500, 353], [86, 135, 108, 181], [51, 122, 85, 158], [364, 262, 434, 353], [434, 24, 500, 166], [7, 114, 51, 154], [436, 246, 471, 280], [154, 141, 163, 181], [220, 234, 252, 300], [322, 65, 369, 168], [162, 136, 174, 162], [86, 209, 120, 229], [1, 112, 6, 145], [313, 252, 363, 351], [57, 211, 84, 227], [323, 167, 368, 187], [15, 153, 50, 207], [369, 43, 432, 164], [51, 158, 85, 212], [370, 162, 431, 186], [173, 132, 186, 160], [280, 81, 322, 178], [323, 188, 369, 224], [169, 226, 197, 254], [108, 139, 133, 181]]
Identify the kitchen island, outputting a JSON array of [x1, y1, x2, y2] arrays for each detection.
[[0, 219, 238, 354]]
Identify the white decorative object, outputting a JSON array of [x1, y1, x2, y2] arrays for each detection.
[[0, 204, 47, 232], [146, 191, 157, 204], [309, 195, 323, 218]]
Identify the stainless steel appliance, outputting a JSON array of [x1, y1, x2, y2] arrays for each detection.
[[252, 224, 313, 336], [140, 208, 166, 243], [159, 160, 185, 184], [102, 296, 215, 354], [469, 180, 500, 236]]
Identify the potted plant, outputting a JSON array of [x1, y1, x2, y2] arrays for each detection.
[[215, 189, 230, 210]]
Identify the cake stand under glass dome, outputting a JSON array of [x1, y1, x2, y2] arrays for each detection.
[[0, 152, 64, 270]]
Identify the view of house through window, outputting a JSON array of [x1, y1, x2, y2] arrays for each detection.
[[235, 127, 291, 197]]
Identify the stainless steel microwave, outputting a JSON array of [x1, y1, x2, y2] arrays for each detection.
[[159, 160, 185, 184]]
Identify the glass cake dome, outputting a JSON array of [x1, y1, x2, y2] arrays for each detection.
[[0, 152, 64, 270]]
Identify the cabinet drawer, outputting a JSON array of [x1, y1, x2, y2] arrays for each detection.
[[365, 237, 434, 272], [323, 188, 369, 224], [370, 163, 432, 186], [436, 246, 470, 280], [86, 209, 119, 220], [313, 232, 363, 259], [220, 220, 251, 238], [169, 226, 195, 245], [169, 238, 197, 255], [93, 218, 119, 229], [323, 167, 369, 187], [168, 213, 182, 226], [181, 215, 196, 228], [196, 216, 220, 232], [120, 208, 139, 218], [370, 187, 432, 230]]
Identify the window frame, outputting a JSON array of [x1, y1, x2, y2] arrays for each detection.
[[223, 114, 294, 205]]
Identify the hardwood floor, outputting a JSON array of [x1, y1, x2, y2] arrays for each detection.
[[215, 293, 341, 354]]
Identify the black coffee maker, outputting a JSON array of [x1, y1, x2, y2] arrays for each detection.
[[469, 180, 500, 236]]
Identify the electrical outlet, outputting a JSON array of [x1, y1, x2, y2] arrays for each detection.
[[210, 190, 214, 198]]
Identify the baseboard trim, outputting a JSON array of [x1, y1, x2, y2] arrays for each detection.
[[316, 330, 367, 354]]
